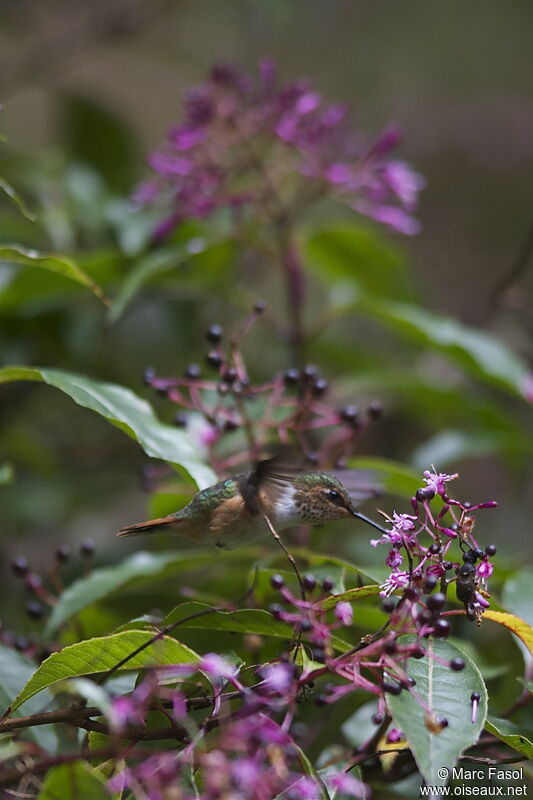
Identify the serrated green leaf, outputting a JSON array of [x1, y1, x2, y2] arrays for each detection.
[[0, 644, 58, 753], [0, 246, 107, 303], [37, 760, 111, 800], [388, 637, 487, 787], [0, 367, 216, 490], [45, 549, 256, 635], [486, 716, 533, 759], [11, 630, 199, 711]]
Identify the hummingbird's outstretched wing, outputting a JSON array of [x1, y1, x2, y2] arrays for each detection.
[[329, 468, 383, 506], [242, 452, 382, 514]]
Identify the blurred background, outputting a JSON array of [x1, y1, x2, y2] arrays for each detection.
[[1, 0, 532, 626]]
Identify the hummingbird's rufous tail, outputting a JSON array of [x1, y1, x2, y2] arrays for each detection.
[[116, 516, 178, 537]]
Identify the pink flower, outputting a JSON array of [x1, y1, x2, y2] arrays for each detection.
[[379, 570, 410, 597], [477, 560, 494, 579], [391, 512, 417, 532], [200, 653, 239, 680], [386, 548, 403, 569], [423, 468, 459, 496], [327, 771, 369, 798], [335, 601, 354, 626]]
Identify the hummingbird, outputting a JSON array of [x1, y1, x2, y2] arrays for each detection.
[[117, 456, 383, 549]]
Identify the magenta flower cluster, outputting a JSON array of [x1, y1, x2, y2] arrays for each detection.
[[135, 61, 424, 239]]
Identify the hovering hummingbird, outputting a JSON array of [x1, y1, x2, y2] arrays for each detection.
[[117, 456, 382, 548]]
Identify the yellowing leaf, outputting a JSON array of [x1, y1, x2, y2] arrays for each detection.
[[483, 610, 533, 655]]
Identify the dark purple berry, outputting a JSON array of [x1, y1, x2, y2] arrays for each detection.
[[437, 715, 449, 728], [412, 645, 426, 659], [311, 378, 328, 397], [426, 593, 446, 613], [254, 300, 266, 314], [371, 713, 384, 725], [384, 640, 397, 655], [80, 539, 95, 558], [14, 636, 29, 652], [11, 556, 29, 577], [223, 418, 238, 432], [299, 619, 313, 632], [184, 363, 201, 380], [423, 575, 438, 594], [173, 413, 187, 427], [381, 597, 396, 613], [223, 367, 237, 384], [303, 574, 317, 592], [55, 545, 71, 564], [302, 364, 318, 382], [339, 405, 359, 424], [206, 350, 223, 370], [283, 368, 300, 387], [449, 658, 465, 671], [443, 561, 454, 571], [404, 677, 416, 688], [269, 603, 283, 619], [311, 647, 325, 663], [463, 501, 472, 509], [485, 544, 497, 557], [428, 543, 440, 555], [416, 487, 435, 502], [383, 680, 402, 695], [142, 367, 156, 385], [26, 601, 44, 620], [206, 324, 223, 344], [270, 574, 285, 590], [315, 694, 328, 706], [321, 578, 334, 593], [367, 402, 383, 420], [403, 586, 419, 601], [470, 692, 480, 702], [432, 618, 450, 638]]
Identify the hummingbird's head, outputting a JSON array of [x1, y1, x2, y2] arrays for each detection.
[[293, 473, 356, 524]]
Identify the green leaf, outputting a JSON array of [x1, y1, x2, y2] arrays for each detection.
[[321, 585, 381, 611], [0, 175, 36, 220], [0, 246, 107, 304], [348, 457, 423, 499], [0, 367, 216, 490], [164, 601, 294, 637], [164, 602, 351, 654], [60, 92, 137, 192], [357, 297, 529, 397], [485, 716, 533, 759], [109, 240, 210, 323], [342, 700, 381, 748], [409, 429, 504, 470], [45, 550, 255, 635], [388, 637, 487, 787], [11, 630, 199, 711], [0, 644, 58, 753], [0, 462, 14, 485], [502, 570, 533, 627], [37, 760, 111, 800], [306, 223, 413, 301]]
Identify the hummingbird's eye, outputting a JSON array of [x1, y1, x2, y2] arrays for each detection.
[[326, 489, 345, 506]]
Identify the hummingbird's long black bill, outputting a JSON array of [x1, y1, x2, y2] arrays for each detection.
[[349, 507, 389, 536]]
